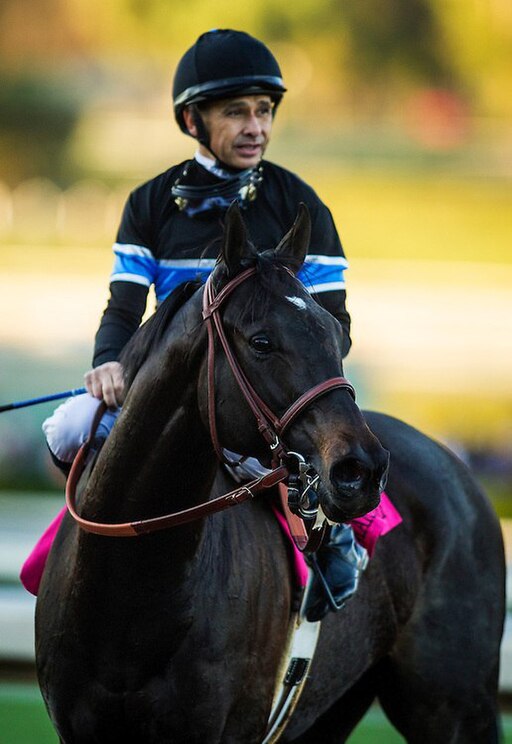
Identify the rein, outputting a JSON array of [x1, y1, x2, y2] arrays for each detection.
[[66, 266, 355, 544], [65, 415, 289, 537]]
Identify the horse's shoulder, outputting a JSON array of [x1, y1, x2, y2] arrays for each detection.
[[363, 409, 454, 467], [362, 410, 499, 531]]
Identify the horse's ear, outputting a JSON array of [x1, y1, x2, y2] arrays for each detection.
[[274, 203, 311, 274], [220, 201, 250, 276]]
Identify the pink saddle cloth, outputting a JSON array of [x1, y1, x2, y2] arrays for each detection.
[[20, 493, 402, 596], [272, 491, 402, 588], [20, 507, 67, 596]]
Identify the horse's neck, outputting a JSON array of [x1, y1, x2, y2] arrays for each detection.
[[82, 323, 216, 525]]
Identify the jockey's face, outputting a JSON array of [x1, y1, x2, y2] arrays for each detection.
[[183, 95, 274, 169]]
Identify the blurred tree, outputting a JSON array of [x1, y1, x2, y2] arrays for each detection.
[[0, 0, 510, 184], [256, 0, 459, 115], [0, 0, 96, 184], [339, 0, 453, 85], [0, 72, 83, 186]]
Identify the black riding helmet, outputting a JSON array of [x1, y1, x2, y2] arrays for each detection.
[[173, 29, 287, 136]]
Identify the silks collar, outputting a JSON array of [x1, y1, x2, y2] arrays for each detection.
[[171, 156, 263, 215]]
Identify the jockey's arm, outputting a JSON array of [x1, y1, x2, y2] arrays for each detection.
[[87, 280, 149, 407], [312, 288, 352, 359], [301, 199, 352, 359]]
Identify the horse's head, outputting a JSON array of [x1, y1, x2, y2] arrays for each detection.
[[198, 203, 389, 522]]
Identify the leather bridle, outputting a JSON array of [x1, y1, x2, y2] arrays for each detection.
[[66, 265, 355, 544], [202, 267, 355, 464]]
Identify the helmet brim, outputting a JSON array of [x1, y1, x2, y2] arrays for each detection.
[[174, 75, 286, 109], [174, 72, 287, 135]]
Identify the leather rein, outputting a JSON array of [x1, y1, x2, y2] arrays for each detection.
[[66, 266, 355, 541]]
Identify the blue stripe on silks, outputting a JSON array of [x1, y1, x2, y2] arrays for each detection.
[[153, 262, 346, 303], [111, 246, 158, 287], [154, 263, 215, 303], [109, 249, 347, 302], [298, 261, 347, 294]]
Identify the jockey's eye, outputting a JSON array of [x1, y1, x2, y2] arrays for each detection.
[[249, 335, 273, 353]]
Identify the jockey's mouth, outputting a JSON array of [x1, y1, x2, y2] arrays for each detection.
[[235, 141, 266, 158]]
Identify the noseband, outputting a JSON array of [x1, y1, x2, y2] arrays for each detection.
[[65, 265, 355, 544]]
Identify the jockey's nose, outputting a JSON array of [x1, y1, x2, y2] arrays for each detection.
[[243, 112, 263, 137]]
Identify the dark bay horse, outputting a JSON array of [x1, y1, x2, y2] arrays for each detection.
[[35, 205, 505, 743]]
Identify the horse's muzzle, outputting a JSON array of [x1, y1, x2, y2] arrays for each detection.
[[324, 446, 390, 521]]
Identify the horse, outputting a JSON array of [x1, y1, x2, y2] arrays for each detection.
[[35, 204, 505, 743]]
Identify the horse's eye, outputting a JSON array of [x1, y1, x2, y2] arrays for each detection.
[[250, 335, 273, 353]]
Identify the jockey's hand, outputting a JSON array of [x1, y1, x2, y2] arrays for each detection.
[[84, 361, 125, 409]]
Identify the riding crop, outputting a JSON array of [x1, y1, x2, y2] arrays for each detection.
[[0, 386, 87, 413]]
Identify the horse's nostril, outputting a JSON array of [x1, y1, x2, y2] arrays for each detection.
[[331, 457, 367, 489]]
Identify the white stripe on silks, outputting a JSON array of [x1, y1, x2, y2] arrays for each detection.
[[110, 273, 152, 287], [304, 281, 346, 294], [304, 255, 349, 268], [112, 247, 347, 266], [158, 258, 217, 269], [113, 243, 153, 258]]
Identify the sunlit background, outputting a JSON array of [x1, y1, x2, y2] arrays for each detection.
[[0, 1, 511, 741]]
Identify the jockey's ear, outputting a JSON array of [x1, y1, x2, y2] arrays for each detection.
[[274, 203, 311, 274], [220, 201, 250, 276]]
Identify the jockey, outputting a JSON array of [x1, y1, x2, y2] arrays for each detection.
[[42, 29, 367, 621]]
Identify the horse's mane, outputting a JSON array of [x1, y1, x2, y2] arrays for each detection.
[[120, 279, 202, 388]]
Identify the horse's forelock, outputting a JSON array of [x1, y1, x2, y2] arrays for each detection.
[[227, 250, 305, 329]]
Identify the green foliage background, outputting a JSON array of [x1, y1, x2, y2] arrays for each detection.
[[0, 0, 511, 183]]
